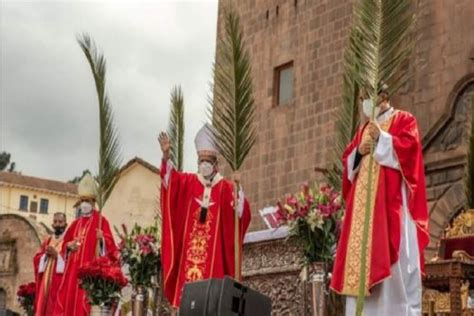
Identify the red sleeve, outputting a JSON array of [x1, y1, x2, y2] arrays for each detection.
[[160, 159, 195, 303], [33, 238, 49, 278], [60, 220, 77, 257], [101, 217, 119, 262], [390, 111, 429, 271]]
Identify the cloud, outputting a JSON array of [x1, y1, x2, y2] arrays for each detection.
[[1, 0, 218, 181]]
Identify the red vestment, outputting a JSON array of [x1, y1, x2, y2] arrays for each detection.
[[331, 110, 429, 295], [33, 235, 64, 316], [53, 211, 118, 316], [160, 160, 251, 307]]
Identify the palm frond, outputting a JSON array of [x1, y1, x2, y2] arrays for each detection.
[[466, 96, 474, 209], [209, 8, 256, 172], [326, 30, 361, 190], [349, 1, 415, 314], [168, 85, 185, 171], [77, 33, 122, 209]]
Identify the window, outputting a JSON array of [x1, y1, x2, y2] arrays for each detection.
[[40, 199, 49, 214], [30, 201, 38, 213], [274, 61, 294, 106], [19, 195, 28, 211]]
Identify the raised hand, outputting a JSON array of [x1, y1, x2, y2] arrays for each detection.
[[158, 132, 171, 160]]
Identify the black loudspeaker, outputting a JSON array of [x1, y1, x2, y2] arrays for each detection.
[[179, 276, 272, 316]]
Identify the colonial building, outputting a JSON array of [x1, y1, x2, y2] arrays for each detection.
[[0, 171, 79, 225], [102, 157, 161, 239]]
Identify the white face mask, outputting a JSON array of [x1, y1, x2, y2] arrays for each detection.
[[80, 202, 93, 215], [199, 161, 214, 178], [362, 99, 380, 118]]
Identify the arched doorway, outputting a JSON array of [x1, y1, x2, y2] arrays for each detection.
[[422, 77, 474, 258], [0, 214, 49, 313]]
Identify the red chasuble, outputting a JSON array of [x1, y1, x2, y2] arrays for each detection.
[[53, 211, 118, 316], [33, 236, 64, 316], [160, 160, 251, 307], [331, 110, 429, 296]]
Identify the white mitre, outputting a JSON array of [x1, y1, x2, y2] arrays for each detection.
[[78, 173, 98, 199], [194, 123, 218, 156]]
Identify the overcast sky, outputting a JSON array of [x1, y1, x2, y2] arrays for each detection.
[[1, 0, 218, 182]]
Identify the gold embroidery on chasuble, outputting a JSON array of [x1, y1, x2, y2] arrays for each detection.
[[184, 209, 213, 283], [42, 238, 63, 294], [342, 115, 395, 296]]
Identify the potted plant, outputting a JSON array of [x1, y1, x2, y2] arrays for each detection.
[[78, 256, 128, 315], [276, 183, 343, 315], [17, 282, 36, 316], [117, 221, 161, 316]]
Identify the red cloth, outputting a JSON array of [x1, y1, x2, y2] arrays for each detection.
[[53, 211, 118, 316], [331, 110, 429, 295], [33, 236, 64, 316], [160, 160, 251, 307]]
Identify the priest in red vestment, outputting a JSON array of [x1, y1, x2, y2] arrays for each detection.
[[330, 85, 429, 315], [33, 212, 67, 316], [54, 174, 119, 316], [158, 123, 251, 308]]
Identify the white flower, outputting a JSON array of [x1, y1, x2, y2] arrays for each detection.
[[306, 210, 323, 231]]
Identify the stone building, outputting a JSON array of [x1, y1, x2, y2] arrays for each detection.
[[102, 157, 161, 239], [0, 214, 50, 313], [0, 171, 79, 225], [217, 0, 474, 249], [216, 0, 474, 314]]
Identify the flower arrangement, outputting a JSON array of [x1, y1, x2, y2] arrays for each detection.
[[78, 256, 128, 307], [276, 183, 343, 264], [17, 282, 36, 315], [116, 221, 161, 287]]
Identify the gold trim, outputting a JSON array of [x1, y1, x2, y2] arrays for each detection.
[[341, 115, 395, 296]]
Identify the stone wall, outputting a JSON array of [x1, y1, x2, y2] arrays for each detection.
[[0, 214, 49, 313], [216, 0, 474, 244], [243, 234, 310, 315]]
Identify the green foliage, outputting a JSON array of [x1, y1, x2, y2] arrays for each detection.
[[80, 277, 123, 307], [168, 85, 185, 171], [326, 30, 361, 190], [347, 0, 416, 314], [69, 169, 93, 184], [77, 33, 122, 209], [116, 221, 161, 288], [209, 8, 256, 172], [0, 151, 11, 171]]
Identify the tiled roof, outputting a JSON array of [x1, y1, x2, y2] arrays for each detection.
[[0, 171, 78, 195], [118, 157, 159, 175]]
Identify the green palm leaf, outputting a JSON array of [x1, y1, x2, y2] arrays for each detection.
[[77, 33, 122, 209], [209, 8, 256, 172], [349, 0, 415, 314], [466, 97, 474, 209], [326, 30, 361, 190], [168, 85, 185, 171], [208, 8, 256, 281]]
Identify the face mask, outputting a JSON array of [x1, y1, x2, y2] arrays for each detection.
[[80, 202, 93, 215], [362, 99, 380, 118], [53, 226, 66, 236], [199, 161, 214, 178]]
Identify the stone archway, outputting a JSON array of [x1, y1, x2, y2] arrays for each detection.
[[0, 214, 49, 313], [422, 77, 474, 258]]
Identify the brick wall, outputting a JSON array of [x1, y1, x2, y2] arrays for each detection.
[[217, 0, 474, 237]]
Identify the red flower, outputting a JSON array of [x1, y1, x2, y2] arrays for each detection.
[[17, 282, 35, 297]]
